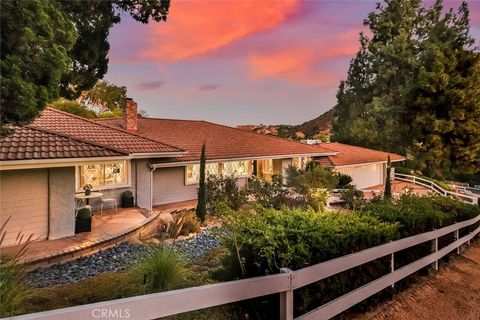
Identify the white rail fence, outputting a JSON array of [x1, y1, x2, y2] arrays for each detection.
[[7, 216, 480, 320], [394, 173, 479, 205]]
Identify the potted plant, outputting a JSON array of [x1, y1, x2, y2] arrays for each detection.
[[75, 207, 92, 233], [121, 190, 134, 208], [83, 184, 93, 196]]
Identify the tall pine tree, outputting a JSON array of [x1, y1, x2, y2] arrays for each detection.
[[333, 0, 479, 179]]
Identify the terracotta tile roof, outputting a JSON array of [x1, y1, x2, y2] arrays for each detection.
[[314, 142, 405, 167], [30, 108, 185, 155], [96, 118, 336, 163], [0, 126, 126, 161]]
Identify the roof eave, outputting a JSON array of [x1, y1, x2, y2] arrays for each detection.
[[130, 151, 188, 159], [330, 158, 406, 168], [0, 155, 131, 171], [151, 152, 337, 169]]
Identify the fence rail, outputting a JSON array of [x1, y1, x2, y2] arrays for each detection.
[[7, 216, 480, 320], [394, 173, 479, 205]]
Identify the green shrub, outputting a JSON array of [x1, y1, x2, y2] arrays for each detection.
[[361, 194, 466, 237], [215, 207, 399, 316], [246, 174, 287, 209], [286, 162, 338, 192], [76, 208, 92, 220], [206, 175, 247, 214], [286, 163, 338, 211], [394, 166, 413, 175], [429, 195, 480, 222], [340, 186, 366, 210], [167, 210, 201, 238], [122, 190, 133, 198], [336, 173, 352, 188], [140, 247, 187, 291]]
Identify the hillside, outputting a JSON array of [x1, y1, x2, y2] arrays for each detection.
[[237, 107, 334, 140]]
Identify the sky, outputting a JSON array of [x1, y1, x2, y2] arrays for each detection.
[[106, 0, 480, 126]]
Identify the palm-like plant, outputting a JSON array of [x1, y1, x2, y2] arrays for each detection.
[[0, 217, 36, 317]]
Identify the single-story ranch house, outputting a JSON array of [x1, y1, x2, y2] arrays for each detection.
[[0, 100, 404, 247]]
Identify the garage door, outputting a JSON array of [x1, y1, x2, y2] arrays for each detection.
[[0, 169, 49, 247], [336, 163, 384, 190]]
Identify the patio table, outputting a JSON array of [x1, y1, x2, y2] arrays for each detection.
[[75, 192, 103, 205]]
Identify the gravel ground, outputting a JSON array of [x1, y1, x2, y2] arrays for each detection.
[[353, 240, 480, 320], [26, 228, 222, 288], [167, 228, 223, 261]]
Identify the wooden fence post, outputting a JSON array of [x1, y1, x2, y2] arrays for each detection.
[[280, 268, 294, 320], [432, 237, 438, 271], [455, 228, 460, 254], [390, 253, 395, 289]]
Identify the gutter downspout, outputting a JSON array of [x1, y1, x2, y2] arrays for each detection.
[[149, 163, 156, 211]]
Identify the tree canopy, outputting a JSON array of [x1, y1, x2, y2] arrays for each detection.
[[332, 0, 480, 178], [78, 80, 127, 113], [1, 0, 170, 135], [0, 0, 77, 135]]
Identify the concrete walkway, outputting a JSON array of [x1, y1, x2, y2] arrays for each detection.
[[354, 241, 480, 320]]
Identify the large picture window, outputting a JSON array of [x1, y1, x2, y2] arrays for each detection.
[[185, 161, 252, 184], [222, 161, 252, 177], [185, 163, 219, 184], [77, 161, 128, 190]]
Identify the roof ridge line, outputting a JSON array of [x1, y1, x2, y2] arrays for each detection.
[[195, 119, 338, 153], [45, 108, 186, 153], [24, 125, 129, 156]]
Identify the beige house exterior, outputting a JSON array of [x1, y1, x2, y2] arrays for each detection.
[[0, 101, 404, 248]]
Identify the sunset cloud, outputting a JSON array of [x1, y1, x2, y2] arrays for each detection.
[[140, 0, 299, 61], [136, 80, 166, 90], [249, 31, 360, 86]]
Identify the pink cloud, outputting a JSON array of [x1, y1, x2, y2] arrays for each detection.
[[136, 80, 166, 90], [248, 30, 361, 86], [140, 0, 300, 61]]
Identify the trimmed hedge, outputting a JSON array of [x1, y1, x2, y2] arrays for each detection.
[[215, 195, 479, 318], [215, 207, 399, 317], [362, 194, 479, 237]]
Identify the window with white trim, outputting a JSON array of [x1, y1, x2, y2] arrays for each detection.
[[77, 161, 128, 190], [222, 161, 252, 177], [185, 163, 219, 184]]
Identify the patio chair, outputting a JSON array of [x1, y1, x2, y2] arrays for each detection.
[[99, 192, 117, 214]]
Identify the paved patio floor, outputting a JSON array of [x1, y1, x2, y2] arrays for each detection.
[[0, 208, 148, 263], [362, 180, 431, 198]]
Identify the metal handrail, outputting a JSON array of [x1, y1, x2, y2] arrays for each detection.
[[394, 173, 478, 205]]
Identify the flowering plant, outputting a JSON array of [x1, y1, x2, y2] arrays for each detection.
[[83, 184, 93, 191]]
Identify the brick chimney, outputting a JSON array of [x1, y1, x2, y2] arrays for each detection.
[[124, 98, 138, 133]]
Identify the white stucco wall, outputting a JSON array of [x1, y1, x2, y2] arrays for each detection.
[[49, 167, 76, 240], [0, 169, 49, 246], [336, 163, 385, 190], [135, 159, 152, 209]]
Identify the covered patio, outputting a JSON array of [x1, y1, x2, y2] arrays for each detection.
[[0, 208, 157, 268]]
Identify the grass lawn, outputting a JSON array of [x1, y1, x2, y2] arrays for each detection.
[[19, 247, 240, 319]]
